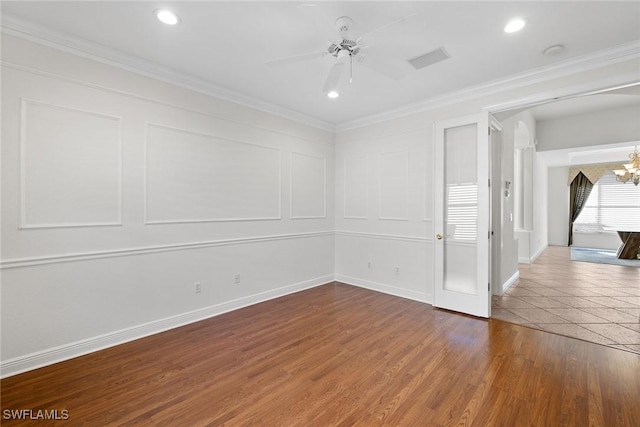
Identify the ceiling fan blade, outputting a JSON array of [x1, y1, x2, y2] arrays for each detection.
[[266, 51, 327, 67], [358, 13, 417, 41], [357, 49, 409, 80], [323, 61, 346, 94]]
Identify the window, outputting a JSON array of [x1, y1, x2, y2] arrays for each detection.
[[575, 172, 640, 231]]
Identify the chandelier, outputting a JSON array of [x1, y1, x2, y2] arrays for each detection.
[[612, 146, 640, 186]]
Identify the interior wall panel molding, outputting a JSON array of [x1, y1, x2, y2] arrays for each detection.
[[0, 231, 334, 270], [19, 98, 123, 229], [378, 150, 409, 221], [290, 152, 327, 219], [0, 16, 335, 132], [343, 155, 369, 219], [2, 61, 333, 146], [144, 123, 282, 224], [335, 230, 431, 244]]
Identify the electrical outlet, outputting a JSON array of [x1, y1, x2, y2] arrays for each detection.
[[395, 266, 400, 274], [234, 274, 241, 284], [194, 282, 201, 293]]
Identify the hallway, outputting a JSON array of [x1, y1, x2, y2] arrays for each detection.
[[492, 246, 640, 354]]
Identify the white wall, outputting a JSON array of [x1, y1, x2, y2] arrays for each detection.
[[531, 152, 549, 259], [536, 104, 640, 151], [1, 35, 335, 376], [333, 59, 639, 302], [497, 118, 519, 287], [548, 167, 623, 250], [334, 126, 432, 302], [547, 167, 620, 250], [547, 166, 569, 246], [2, 31, 638, 377], [542, 101, 640, 251]]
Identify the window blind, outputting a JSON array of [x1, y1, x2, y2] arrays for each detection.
[[575, 172, 640, 231], [446, 183, 478, 241]]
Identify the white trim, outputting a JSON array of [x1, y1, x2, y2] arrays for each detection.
[[548, 241, 567, 247], [343, 155, 369, 220], [484, 76, 640, 115], [1, 15, 334, 132], [378, 150, 409, 221], [1, 61, 333, 147], [336, 275, 432, 305], [0, 275, 334, 378], [530, 244, 547, 264], [335, 230, 431, 243], [3, 14, 638, 134], [0, 231, 334, 269], [143, 122, 283, 224], [19, 98, 124, 229], [501, 270, 520, 295], [289, 152, 327, 220], [517, 244, 547, 264], [337, 41, 640, 132]]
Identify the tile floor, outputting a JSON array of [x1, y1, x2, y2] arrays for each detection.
[[492, 246, 640, 354]]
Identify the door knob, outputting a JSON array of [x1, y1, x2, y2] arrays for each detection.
[[436, 234, 445, 240]]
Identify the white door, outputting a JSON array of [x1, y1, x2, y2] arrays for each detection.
[[434, 113, 491, 318]]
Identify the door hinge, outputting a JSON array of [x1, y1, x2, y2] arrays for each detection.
[[488, 178, 491, 187], [488, 282, 491, 291], [488, 127, 491, 135]]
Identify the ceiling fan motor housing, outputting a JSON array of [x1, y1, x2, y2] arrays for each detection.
[[328, 38, 360, 57]]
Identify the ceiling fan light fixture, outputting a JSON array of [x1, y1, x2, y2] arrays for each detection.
[[155, 9, 180, 25], [504, 18, 526, 33], [327, 91, 340, 99]]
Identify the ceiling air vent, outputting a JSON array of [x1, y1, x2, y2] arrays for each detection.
[[407, 47, 450, 70]]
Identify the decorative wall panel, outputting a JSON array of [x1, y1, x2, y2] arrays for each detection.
[[20, 99, 122, 228], [145, 124, 281, 223], [290, 153, 326, 219], [379, 150, 409, 220], [344, 155, 368, 219]]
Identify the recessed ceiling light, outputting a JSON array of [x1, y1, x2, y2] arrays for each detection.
[[504, 18, 526, 33], [156, 9, 180, 25], [327, 91, 340, 99]]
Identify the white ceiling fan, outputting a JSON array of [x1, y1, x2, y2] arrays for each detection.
[[267, 14, 415, 97]]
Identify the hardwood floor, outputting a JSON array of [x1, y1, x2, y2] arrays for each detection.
[[2, 282, 639, 426]]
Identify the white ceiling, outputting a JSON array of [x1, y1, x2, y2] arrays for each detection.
[[2, 1, 640, 128]]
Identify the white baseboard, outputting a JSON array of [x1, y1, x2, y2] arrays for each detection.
[[0, 275, 334, 378], [518, 244, 548, 264], [335, 274, 432, 305], [530, 244, 547, 263], [501, 271, 520, 295], [548, 241, 567, 247]]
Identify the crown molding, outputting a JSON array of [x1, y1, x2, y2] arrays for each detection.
[[336, 40, 640, 132], [0, 14, 336, 133], [2, 13, 638, 135]]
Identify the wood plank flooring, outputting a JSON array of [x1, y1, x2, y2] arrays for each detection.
[[2, 282, 639, 426]]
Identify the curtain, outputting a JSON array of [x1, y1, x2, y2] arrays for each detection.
[[568, 171, 594, 246]]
